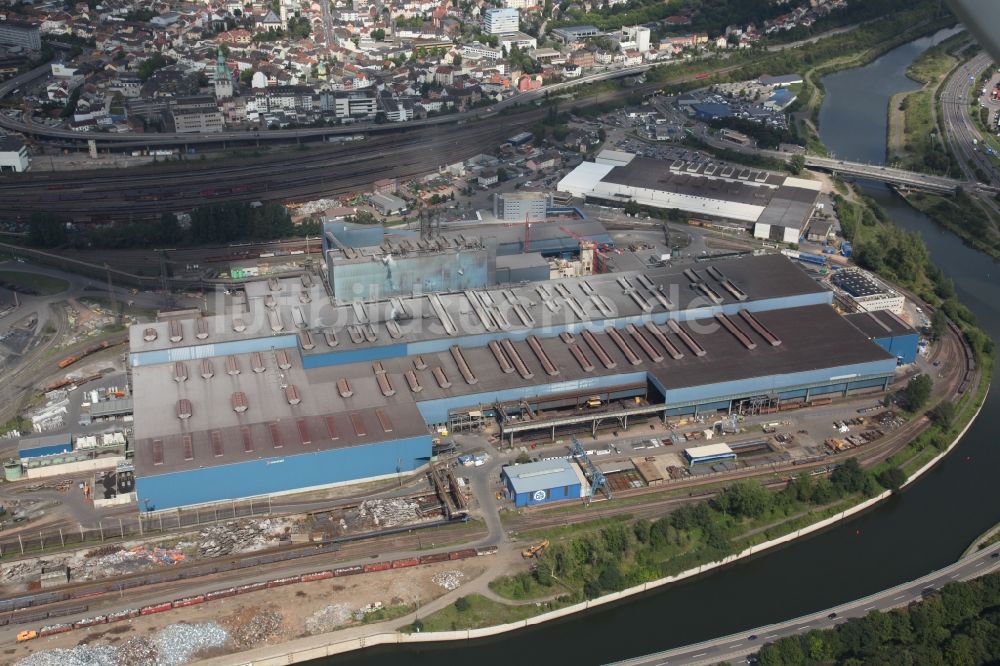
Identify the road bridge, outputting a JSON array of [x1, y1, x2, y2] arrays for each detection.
[[804, 155, 971, 194]]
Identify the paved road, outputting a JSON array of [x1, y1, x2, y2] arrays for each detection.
[[940, 52, 998, 185], [607, 542, 1000, 666]]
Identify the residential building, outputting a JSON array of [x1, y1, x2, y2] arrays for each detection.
[[0, 136, 30, 173]]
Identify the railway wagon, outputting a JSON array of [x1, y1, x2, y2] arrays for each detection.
[[391, 558, 419, 569], [206, 587, 237, 601], [418, 552, 450, 565], [476, 545, 499, 556], [236, 582, 267, 594], [72, 615, 107, 629], [363, 561, 392, 573], [139, 602, 172, 616], [449, 548, 477, 560], [172, 595, 205, 608], [106, 608, 139, 622], [266, 576, 301, 588], [10, 610, 49, 625], [333, 565, 363, 577], [300, 570, 334, 582], [39, 623, 72, 637]]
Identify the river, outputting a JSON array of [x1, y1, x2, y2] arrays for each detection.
[[317, 27, 999, 666]]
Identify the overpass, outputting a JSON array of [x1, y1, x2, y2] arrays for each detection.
[[804, 155, 969, 194]]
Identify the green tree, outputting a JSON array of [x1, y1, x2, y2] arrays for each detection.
[[371, 27, 385, 41], [931, 400, 956, 429], [137, 53, 171, 81], [716, 479, 772, 519], [904, 374, 933, 411], [877, 466, 907, 492], [788, 153, 806, 175], [930, 308, 948, 341], [155, 212, 183, 245], [453, 596, 471, 612], [830, 457, 866, 494], [28, 212, 68, 247]]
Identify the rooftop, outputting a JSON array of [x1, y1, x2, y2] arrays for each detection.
[[844, 311, 915, 339], [503, 458, 583, 494], [831, 270, 893, 298], [128, 254, 833, 362]]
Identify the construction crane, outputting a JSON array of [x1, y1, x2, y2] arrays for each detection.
[[521, 539, 550, 559], [559, 226, 614, 274]]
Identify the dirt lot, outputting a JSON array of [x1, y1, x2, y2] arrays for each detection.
[[5, 559, 487, 664]]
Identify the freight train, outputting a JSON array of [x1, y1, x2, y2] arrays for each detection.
[[12, 545, 499, 642], [56, 336, 128, 370]]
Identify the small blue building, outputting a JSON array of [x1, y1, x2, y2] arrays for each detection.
[[684, 443, 736, 465], [844, 311, 920, 365], [691, 103, 732, 120], [502, 458, 585, 507], [18, 433, 73, 459]]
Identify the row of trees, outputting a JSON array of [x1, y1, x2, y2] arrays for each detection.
[[510, 458, 900, 602], [755, 571, 1000, 666]]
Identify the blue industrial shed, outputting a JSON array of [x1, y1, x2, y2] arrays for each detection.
[[135, 436, 430, 511], [502, 458, 585, 506], [844, 312, 919, 365], [18, 433, 73, 459]]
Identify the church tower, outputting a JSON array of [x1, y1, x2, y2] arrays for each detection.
[[213, 47, 233, 99]]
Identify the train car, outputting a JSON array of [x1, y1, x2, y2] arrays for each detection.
[[39, 623, 73, 637], [139, 602, 172, 616], [106, 608, 139, 622], [810, 397, 833, 407], [300, 571, 334, 582], [10, 610, 49, 625], [475, 545, 499, 556], [418, 552, 450, 565], [449, 548, 477, 560], [73, 615, 107, 629], [363, 561, 392, 573], [172, 595, 205, 608], [333, 565, 364, 577], [266, 576, 301, 588], [56, 604, 90, 617], [235, 581, 267, 595], [391, 557, 419, 569], [205, 587, 237, 601], [57, 355, 79, 369]]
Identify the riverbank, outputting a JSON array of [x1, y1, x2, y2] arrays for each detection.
[[903, 190, 1000, 260], [886, 30, 971, 174], [190, 365, 990, 665]]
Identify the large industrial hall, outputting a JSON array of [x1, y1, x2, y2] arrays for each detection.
[[127, 221, 910, 511]]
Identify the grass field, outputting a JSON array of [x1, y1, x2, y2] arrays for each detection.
[[411, 594, 560, 632], [0, 270, 69, 295]]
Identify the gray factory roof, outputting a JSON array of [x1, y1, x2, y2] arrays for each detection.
[[755, 184, 820, 230], [128, 254, 831, 360], [503, 458, 584, 494], [844, 311, 915, 339], [831, 270, 890, 298], [304, 303, 894, 408], [495, 252, 550, 270], [19, 432, 72, 449], [601, 158, 784, 206]]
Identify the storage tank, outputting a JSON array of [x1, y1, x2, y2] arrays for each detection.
[[4, 460, 23, 481]]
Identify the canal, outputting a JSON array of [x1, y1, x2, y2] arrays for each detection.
[[320, 26, 999, 666]]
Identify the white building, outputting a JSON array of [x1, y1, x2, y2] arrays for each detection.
[[494, 191, 551, 221], [499, 32, 537, 52], [0, 136, 30, 173], [484, 8, 519, 35], [463, 42, 504, 61], [617, 25, 650, 53]]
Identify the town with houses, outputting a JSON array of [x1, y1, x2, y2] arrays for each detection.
[[0, 0, 846, 134]]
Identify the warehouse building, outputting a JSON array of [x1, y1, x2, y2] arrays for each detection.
[[128, 253, 900, 511], [684, 443, 736, 465], [830, 269, 905, 314], [18, 433, 73, 459], [502, 458, 587, 506], [844, 311, 919, 364], [558, 153, 820, 229], [494, 191, 551, 222]]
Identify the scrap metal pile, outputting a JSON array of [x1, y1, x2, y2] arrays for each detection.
[[15, 622, 229, 666], [356, 498, 422, 529]]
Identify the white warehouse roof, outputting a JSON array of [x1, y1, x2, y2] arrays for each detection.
[[684, 443, 734, 459]]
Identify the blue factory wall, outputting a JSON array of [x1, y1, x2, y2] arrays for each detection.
[[503, 477, 581, 506], [19, 443, 73, 459], [135, 436, 431, 510], [650, 358, 897, 411], [415, 372, 649, 424], [131, 335, 299, 368], [874, 333, 919, 364]]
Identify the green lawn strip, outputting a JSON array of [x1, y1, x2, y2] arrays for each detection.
[[410, 594, 561, 632], [0, 270, 69, 295]]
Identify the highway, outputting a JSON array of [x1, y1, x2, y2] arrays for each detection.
[[802, 155, 976, 194], [607, 542, 1000, 666], [940, 51, 998, 185]]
